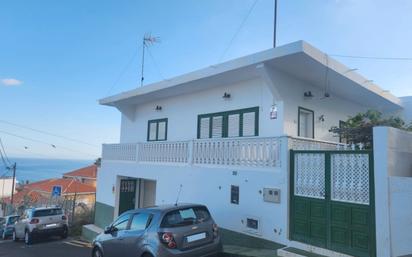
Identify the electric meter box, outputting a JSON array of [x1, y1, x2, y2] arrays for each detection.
[[263, 188, 280, 203]]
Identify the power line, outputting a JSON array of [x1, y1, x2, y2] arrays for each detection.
[[146, 46, 166, 80], [0, 138, 12, 166], [329, 54, 412, 61], [0, 129, 97, 158], [218, 0, 260, 63], [0, 120, 99, 148], [106, 47, 139, 95]]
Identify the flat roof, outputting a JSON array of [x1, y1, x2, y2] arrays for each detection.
[[100, 40, 402, 111]]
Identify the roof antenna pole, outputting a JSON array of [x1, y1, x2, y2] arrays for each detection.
[[140, 33, 160, 87], [174, 184, 183, 206], [273, 0, 278, 48]]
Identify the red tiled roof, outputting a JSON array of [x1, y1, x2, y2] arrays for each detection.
[[63, 165, 97, 179], [2, 188, 46, 205], [24, 178, 96, 194]]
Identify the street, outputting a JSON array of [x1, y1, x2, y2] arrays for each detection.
[[0, 238, 91, 257]]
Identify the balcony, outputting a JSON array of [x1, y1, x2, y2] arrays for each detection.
[[102, 136, 344, 169]]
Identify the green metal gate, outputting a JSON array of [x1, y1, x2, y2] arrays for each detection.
[[290, 151, 375, 257], [118, 179, 136, 215]]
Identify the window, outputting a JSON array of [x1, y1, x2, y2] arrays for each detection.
[[112, 213, 131, 231], [197, 107, 259, 139], [298, 107, 314, 138], [147, 118, 168, 141], [129, 213, 152, 231], [33, 208, 63, 217], [231, 185, 239, 204], [160, 206, 211, 228]]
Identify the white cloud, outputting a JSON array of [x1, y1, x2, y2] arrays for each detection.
[[1, 78, 23, 86]]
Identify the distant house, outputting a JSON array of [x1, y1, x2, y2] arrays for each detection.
[[62, 165, 98, 187], [23, 178, 96, 207]]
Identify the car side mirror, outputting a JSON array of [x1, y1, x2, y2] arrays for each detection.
[[104, 226, 112, 234]]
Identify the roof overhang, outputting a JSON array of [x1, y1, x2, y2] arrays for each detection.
[[100, 40, 402, 112]]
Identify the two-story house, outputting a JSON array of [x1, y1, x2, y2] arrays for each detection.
[[89, 41, 412, 257]]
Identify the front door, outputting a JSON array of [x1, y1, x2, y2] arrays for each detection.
[[118, 179, 136, 215], [290, 151, 375, 257]]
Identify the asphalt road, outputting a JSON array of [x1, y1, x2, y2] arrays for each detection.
[[0, 237, 91, 257]]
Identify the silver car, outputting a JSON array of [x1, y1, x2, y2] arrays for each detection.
[[13, 207, 69, 244], [92, 204, 222, 257]]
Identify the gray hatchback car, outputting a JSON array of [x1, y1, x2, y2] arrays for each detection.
[[92, 204, 222, 257]]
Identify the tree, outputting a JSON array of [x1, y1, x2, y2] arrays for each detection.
[[329, 110, 412, 149]]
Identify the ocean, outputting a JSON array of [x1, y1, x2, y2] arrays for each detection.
[[5, 158, 93, 184]]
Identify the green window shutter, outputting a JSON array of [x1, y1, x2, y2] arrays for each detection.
[[148, 122, 157, 141], [157, 121, 167, 140], [228, 114, 240, 137], [242, 111, 256, 137], [212, 116, 223, 138], [199, 117, 210, 139]]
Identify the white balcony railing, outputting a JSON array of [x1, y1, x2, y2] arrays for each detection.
[[138, 141, 189, 164], [102, 143, 137, 161], [192, 137, 281, 167], [101, 136, 344, 169]]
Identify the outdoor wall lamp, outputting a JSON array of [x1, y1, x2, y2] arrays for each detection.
[[155, 105, 162, 111], [304, 91, 313, 98], [318, 114, 325, 122], [222, 92, 231, 99]]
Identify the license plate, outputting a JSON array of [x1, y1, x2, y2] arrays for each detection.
[[45, 223, 57, 228], [186, 232, 206, 243]]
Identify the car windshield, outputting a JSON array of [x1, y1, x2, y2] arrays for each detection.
[[8, 216, 19, 224], [33, 208, 63, 217], [161, 206, 211, 228]]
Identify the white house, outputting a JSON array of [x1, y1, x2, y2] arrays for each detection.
[[0, 177, 17, 217], [89, 41, 412, 257]]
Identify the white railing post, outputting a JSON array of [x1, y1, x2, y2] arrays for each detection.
[[188, 140, 194, 166]]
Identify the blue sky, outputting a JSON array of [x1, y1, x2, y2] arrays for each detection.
[[1, 0, 412, 160]]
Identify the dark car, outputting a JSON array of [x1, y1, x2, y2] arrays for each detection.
[[92, 204, 222, 257], [1, 215, 19, 240]]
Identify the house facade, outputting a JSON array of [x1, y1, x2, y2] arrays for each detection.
[[92, 41, 412, 257]]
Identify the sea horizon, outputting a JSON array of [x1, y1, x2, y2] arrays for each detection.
[[3, 157, 94, 184]]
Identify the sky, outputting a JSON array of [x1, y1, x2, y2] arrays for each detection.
[[1, 0, 412, 160]]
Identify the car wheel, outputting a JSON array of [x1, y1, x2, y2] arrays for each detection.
[[12, 231, 18, 242], [24, 230, 33, 245], [61, 226, 68, 239], [2, 231, 6, 240], [92, 247, 103, 257], [142, 253, 154, 257]]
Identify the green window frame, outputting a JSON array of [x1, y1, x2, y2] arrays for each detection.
[[147, 118, 168, 141], [197, 107, 259, 139], [298, 106, 314, 139]]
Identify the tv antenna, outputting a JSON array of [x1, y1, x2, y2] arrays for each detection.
[[175, 184, 183, 206], [140, 33, 160, 87]]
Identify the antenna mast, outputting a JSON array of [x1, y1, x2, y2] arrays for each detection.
[[273, 0, 278, 48], [140, 33, 160, 87]]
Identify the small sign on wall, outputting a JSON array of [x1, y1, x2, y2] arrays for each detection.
[[270, 105, 278, 119]]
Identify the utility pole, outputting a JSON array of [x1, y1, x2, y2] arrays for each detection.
[[273, 0, 278, 48], [10, 163, 16, 205]]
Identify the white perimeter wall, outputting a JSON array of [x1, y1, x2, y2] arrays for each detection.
[[0, 178, 16, 198], [373, 127, 412, 257]]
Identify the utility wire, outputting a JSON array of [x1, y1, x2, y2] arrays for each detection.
[[146, 46, 166, 80], [0, 120, 98, 148], [218, 0, 259, 63], [329, 54, 412, 61], [0, 138, 12, 166], [106, 47, 140, 95], [0, 130, 97, 158]]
